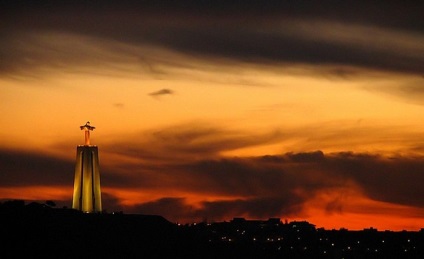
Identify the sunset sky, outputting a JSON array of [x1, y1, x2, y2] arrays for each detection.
[[1, 1, 424, 230]]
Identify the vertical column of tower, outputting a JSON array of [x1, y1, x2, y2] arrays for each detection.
[[72, 122, 102, 213], [72, 148, 83, 210], [91, 147, 102, 212]]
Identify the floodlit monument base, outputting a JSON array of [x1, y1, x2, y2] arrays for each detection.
[[72, 122, 102, 213]]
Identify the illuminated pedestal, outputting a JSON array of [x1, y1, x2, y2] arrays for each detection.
[[72, 145, 102, 212]]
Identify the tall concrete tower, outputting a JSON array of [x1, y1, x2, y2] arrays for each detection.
[[72, 121, 102, 212]]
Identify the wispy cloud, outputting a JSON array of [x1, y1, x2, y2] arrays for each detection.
[[149, 89, 174, 98], [1, 1, 422, 78]]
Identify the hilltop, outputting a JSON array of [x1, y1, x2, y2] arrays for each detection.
[[1, 200, 423, 258]]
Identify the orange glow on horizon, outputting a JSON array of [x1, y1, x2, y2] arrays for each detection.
[[0, 186, 73, 202], [1, 184, 424, 231], [299, 189, 424, 231]]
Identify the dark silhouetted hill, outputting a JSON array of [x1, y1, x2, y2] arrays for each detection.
[[1, 200, 424, 258]]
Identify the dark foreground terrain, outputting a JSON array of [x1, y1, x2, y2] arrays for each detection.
[[1, 200, 424, 258]]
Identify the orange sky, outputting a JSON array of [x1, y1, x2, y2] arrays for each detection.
[[1, 1, 424, 230]]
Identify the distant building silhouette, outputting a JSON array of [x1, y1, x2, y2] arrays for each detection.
[[72, 122, 102, 212]]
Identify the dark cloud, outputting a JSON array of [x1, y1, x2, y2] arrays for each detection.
[[0, 149, 74, 186], [324, 152, 424, 208], [127, 196, 304, 223], [105, 124, 284, 163], [149, 89, 174, 98], [0, 1, 422, 78], [123, 151, 424, 215], [101, 132, 424, 218], [146, 22, 423, 75], [324, 196, 344, 215], [98, 124, 424, 212], [101, 192, 125, 213], [0, 148, 132, 189], [121, 147, 424, 222], [2, 1, 421, 31], [368, 78, 424, 105], [285, 150, 325, 163], [113, 103, 124, 108]]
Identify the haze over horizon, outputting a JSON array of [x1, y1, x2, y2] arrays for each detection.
[[1, 1, 424, 230]]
